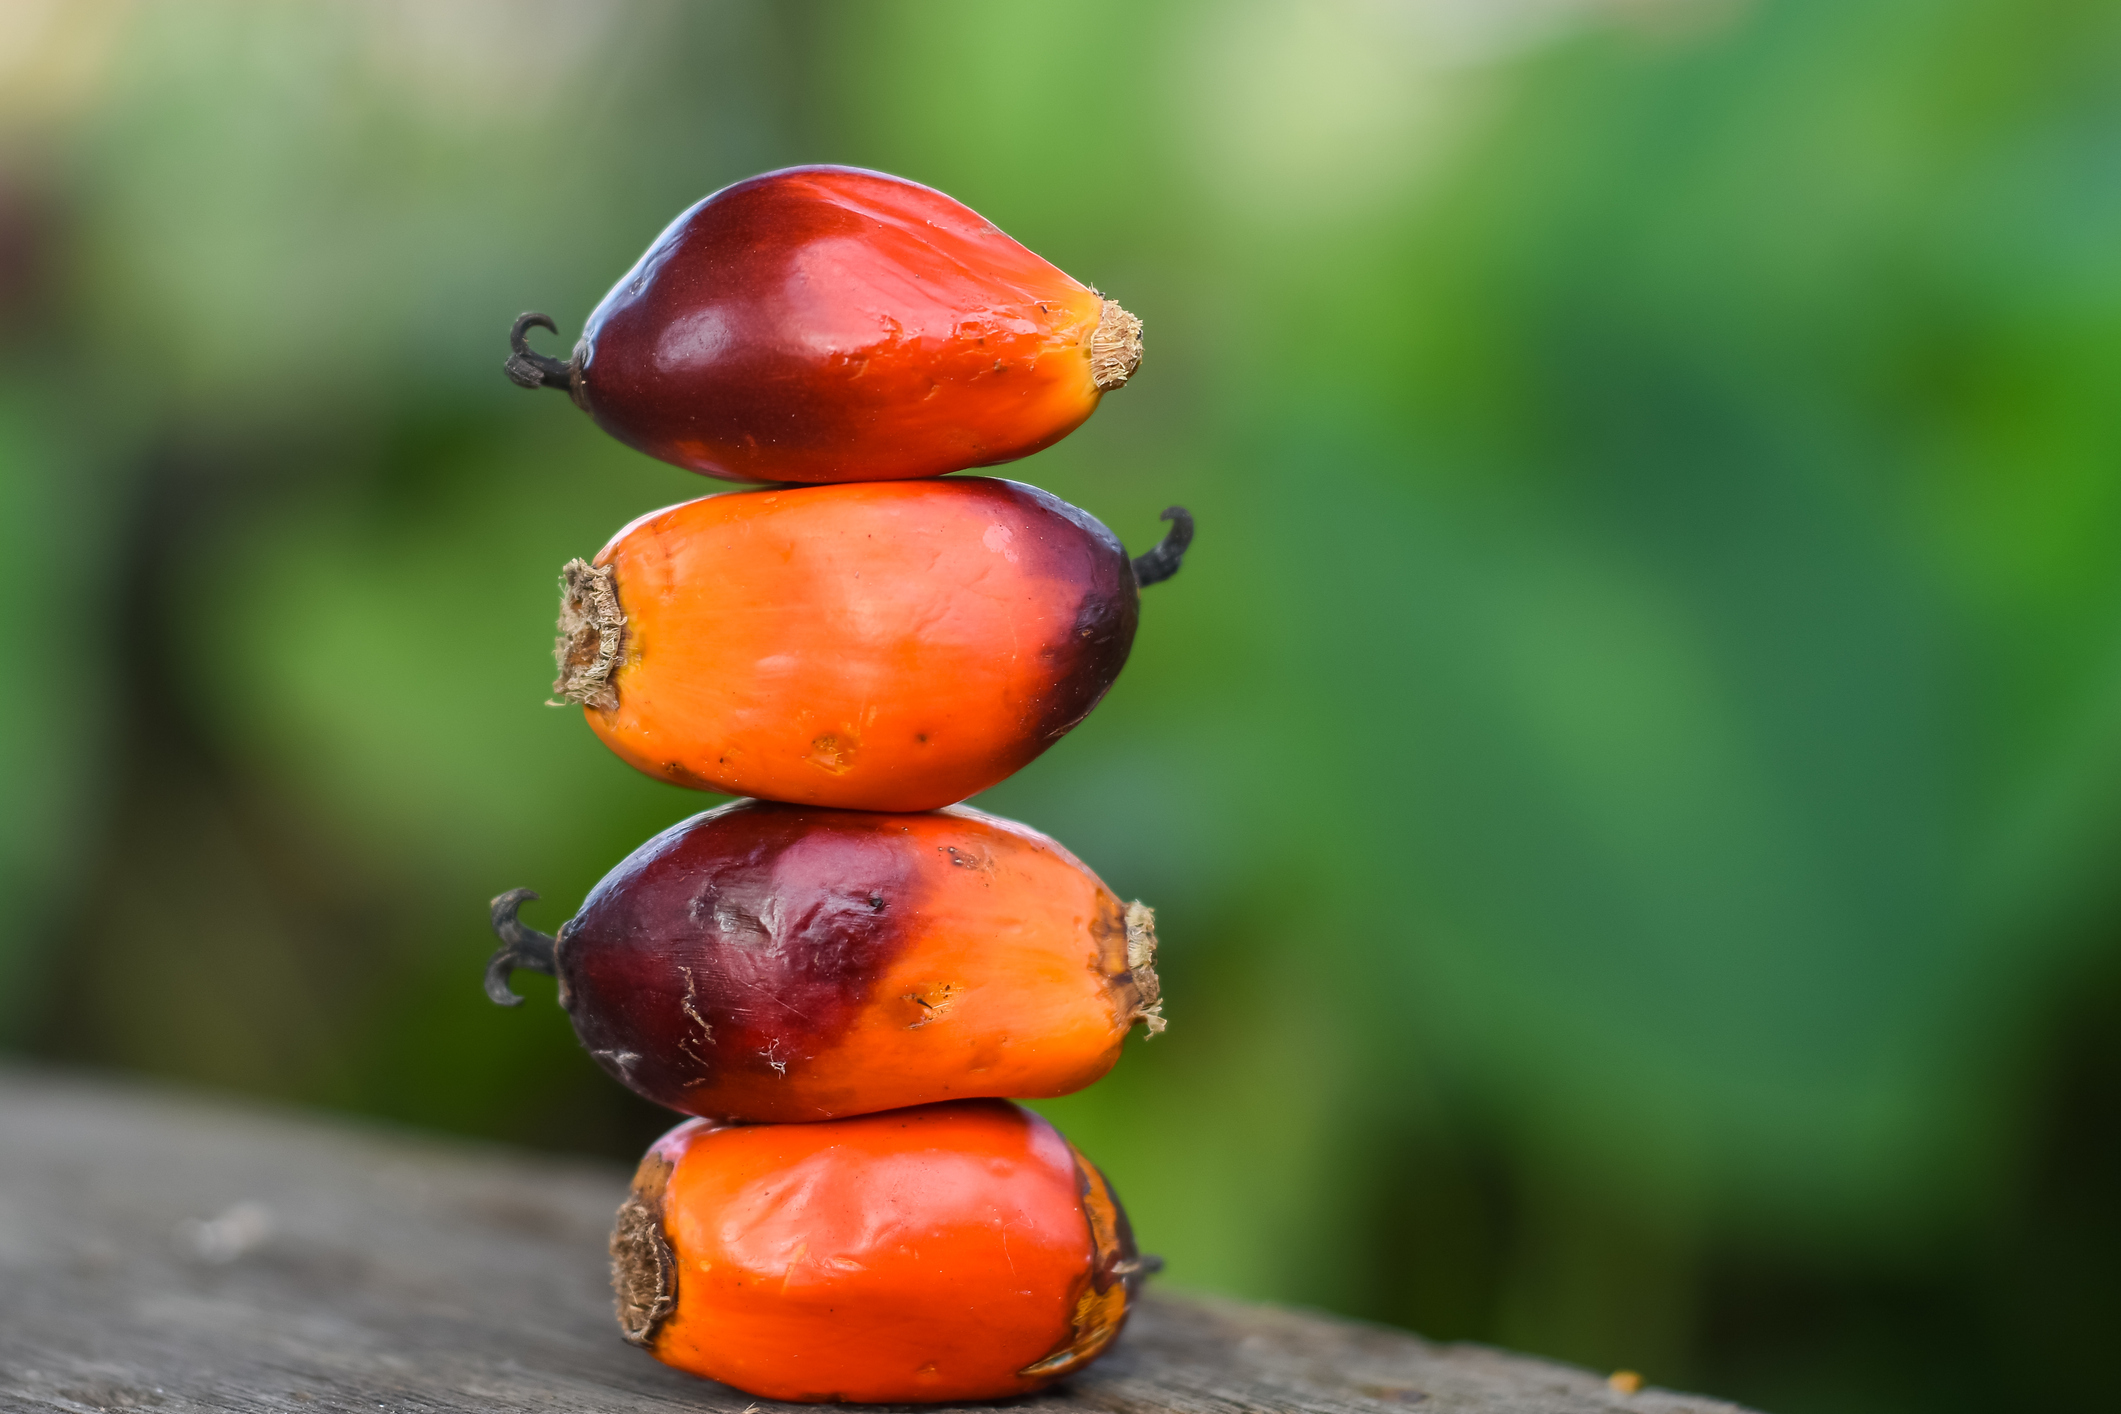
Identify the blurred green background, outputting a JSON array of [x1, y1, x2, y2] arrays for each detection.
[[4, 1, 2118, 1409]]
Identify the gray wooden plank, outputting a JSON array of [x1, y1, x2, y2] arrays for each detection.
[[0, 1067, 1762, 1414]]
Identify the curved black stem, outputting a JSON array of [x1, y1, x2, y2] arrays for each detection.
[[505, 312, 574, 391], [486, 888, 558, 1006], [1130, 507, 1194, 587]]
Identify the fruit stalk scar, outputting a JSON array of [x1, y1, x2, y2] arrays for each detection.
[[504, 311, 575, 393], [1130, 506, 1194, 587], [484, 888, 558, 1006]]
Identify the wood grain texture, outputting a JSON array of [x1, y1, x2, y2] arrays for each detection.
[[0, 1067, 1764, 1414]]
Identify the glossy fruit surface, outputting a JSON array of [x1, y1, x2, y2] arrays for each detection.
[[513, 165, 1141, 484], [554, 477, 1142, 812], [612, 1101, 1148, 1403], [488, 799, 1161, 1122]]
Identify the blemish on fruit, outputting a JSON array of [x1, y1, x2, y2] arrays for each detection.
[[807, 733, 857, 773], [981, 524, 1020, 563]]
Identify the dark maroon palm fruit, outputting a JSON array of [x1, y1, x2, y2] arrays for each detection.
[[484, 801, 1164, 1124], [504, 165, 1142, 485]]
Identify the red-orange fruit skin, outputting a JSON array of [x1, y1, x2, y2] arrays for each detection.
[[575, 165, 1114, 483], [634, 1102, 1143, 1403], [587, 477, 1138, 812], [556, 800, 1155, 1123]]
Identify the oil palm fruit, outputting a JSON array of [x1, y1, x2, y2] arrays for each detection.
[[505, 165, 1142, 484], [551, 477, 1191, 812], [611, 1101, 1153, 1402], [486, 800, 1162, 1123]]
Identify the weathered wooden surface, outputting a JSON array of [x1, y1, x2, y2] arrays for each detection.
[[0, 1068, 1761, 1414]]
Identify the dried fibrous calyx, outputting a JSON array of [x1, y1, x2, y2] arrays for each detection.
[[1124, 900, 1165, 1035], [1091, 299, 1144, 391], [552, 558, 624, 711], [610, 1161, 676, 1347]]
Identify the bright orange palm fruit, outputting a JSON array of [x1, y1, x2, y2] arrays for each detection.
[[504, 165, 1142, 484], [484, 799, 1163, 1123], [552, 476, 1190, 812], [611, 1101, 1152, 1403]]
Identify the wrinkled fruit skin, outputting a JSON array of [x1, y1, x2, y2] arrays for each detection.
[[615, 1102, 1144, 1403], [556, 800, 1160, 1123], [574, 165, 1118, 483], [582, 477, 1139, 812]]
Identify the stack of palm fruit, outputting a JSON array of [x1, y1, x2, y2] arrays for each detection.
[[485, 167, 1191, 1405]]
